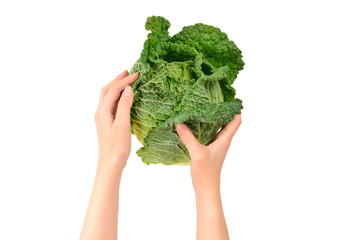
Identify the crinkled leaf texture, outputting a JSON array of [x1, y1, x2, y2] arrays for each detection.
[[129, 16, 244, 165]]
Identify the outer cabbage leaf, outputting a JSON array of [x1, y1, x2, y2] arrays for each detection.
[[137, 100, 243, 165]]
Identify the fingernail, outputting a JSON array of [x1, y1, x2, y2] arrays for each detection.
[[175, 123, 184, 133], [123, 86, 132, 97]]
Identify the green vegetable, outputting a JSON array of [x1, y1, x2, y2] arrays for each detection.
[[129, 16, 244, 165]]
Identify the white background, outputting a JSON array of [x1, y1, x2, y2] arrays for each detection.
[[0, 0, 359, 239]]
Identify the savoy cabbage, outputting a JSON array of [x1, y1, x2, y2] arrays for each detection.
[[129, 16, 244, 165]]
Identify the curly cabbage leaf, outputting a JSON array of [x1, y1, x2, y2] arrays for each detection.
[[129, 16, 244, 165]]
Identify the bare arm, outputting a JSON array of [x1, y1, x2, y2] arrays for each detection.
[[176, 114, 242, 240], [194, 188, 228, 240], [80, 71, 139, 240], [80, 165, 122, 240]]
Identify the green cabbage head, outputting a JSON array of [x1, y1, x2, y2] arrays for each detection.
[[129, 16, 244, 165]]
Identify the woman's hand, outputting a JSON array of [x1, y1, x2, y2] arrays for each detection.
[[175, 114, 242, 191], [95, 70, 139, 171], [80, 70, 139, 240], [175, 114, 241, 240]]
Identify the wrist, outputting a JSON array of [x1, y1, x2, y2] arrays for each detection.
[[97, 158, 125, 177], [93, 162, 123, 195], [98, 155, 127, 172], [192, 178, 221, 194]]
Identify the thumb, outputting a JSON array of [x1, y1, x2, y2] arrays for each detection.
[[114, 86, 134, 127], [175, 123, 202, 153]]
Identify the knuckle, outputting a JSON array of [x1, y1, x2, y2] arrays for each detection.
[[101, 87, 107, 94], [95, 109, 112, 123], [108, 85, 116, 92], [118, 100, 131, 111], [117, 150, 129, 160], [193, 149, 208, 161], [113, 119, 128, 129], [112, 120, 121, 128], [222, 135, 232, 145], [94, 111, 102, 121], [223, 138, 232, 147], [232, 128, 239, 137], [108, 85, 120, 93], [191, 153, 208, 168], [121, 94, 132, 102], [182, 134, 192, 143], [114, 81, 126, 89]]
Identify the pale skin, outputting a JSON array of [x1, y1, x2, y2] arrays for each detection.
[[80, 70, 242, 240]]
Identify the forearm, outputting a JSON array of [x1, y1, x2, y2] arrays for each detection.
[[80, 163, 123, 240], [194, 187, 229, 240]]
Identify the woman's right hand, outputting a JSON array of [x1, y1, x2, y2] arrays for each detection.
[[175, 115, 242, 192]]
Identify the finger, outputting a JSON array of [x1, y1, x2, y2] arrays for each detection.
[[113, 86, 134, 129], [214, 114, 242, 142], [175, 123, 202, 154], [98, 70, 129, 105], [100, 73, 139, 115]]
